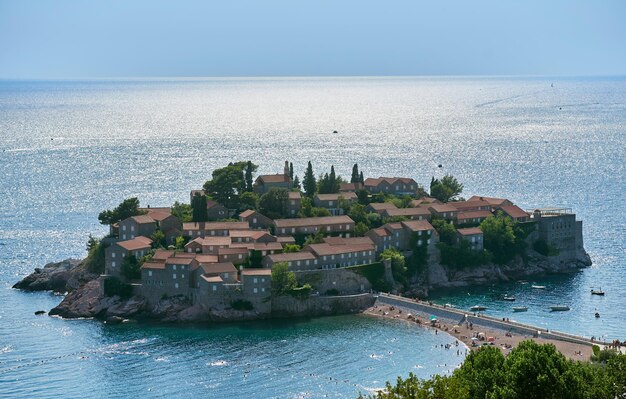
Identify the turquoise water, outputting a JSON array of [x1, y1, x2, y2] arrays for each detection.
[[1, 76, 625, 397]]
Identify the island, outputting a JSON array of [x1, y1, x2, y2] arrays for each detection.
[[15, 160, 591, 325]]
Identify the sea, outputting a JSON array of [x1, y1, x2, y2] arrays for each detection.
[[0, 76, 624, 398]]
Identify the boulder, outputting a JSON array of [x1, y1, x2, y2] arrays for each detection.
[[13, 258, 96, 293]]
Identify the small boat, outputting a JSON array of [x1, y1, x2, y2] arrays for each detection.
[[531, 285, 546, 289], [470, 305, 487, 311], [550, 305, 570, 311], [503, 295, 516, 301], [444, 303, 456, 308], [518, 280, 528, 285], [513, 306, 528, 312], [590, 287, 605, 296], [595, 312, 600, 318]]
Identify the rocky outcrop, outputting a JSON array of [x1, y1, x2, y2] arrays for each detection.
[[426, 248, 592, 290], [12, 258, 97, 293]]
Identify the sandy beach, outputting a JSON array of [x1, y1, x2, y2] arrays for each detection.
[[364, 304, 594, 361]]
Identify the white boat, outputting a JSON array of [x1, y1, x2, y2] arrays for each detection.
[[503, 295, 516, 301], [550, 305, 570, 311], [470, 305, 487, 311], [512, 306, 528, 312], [531, 285, 546, 289]]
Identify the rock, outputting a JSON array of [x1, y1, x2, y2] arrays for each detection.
[[34, 310, 46, 315], [13, 258, 96, 293], [49, 280, 107, 318]]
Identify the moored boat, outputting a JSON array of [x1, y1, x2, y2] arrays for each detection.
[[470, 305, 487, 311], [590, 287, 605, 296], [503, 295, 516, 301], [550, 305, 570, 311], [512, 306, 528, 312], [531, 285, 546, 289]]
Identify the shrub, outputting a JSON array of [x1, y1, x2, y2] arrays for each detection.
[[438, 241, 491, 269], [103, 277, 133, 298], [289, 284, 312, 300], [84, 235, 106, 274], [325, 288, 339, 296], [348, 262, 391, 292]]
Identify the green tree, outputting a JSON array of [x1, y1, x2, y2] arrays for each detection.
[[239, 191, 259, 211], [359, 171, 364, 184], [430, 174, 464, 203], [271, 262, 297, 294], [311, 207, 331, 217], [171, 201, 192, 222], [293, 175, 301, 190], [380, 248, 407, 285], [174, 236, 186, 250], [191, 193, 209, 222], [318, 165, 342, 194], [204, 162, 257, 209], [348, 204, 368, 225], [150, 229, 166, 249], [121, 254, 141, 280], [98, 197, 144, 226], [299, 196, 314, 217], [480, 212, 517, 264], [351, 163, 360, 183], [431, 218, 457, 245], [303, 231, 325, 246], [258, 188, 290, 219], [282, 244, 301, 253], [354, 222, 370, 237], [84, 235, 106, 274], [289, 162, 294, 180], [244, 160, 255, 192], [356, 189, 369, 205], [303, 161, 317, 197]]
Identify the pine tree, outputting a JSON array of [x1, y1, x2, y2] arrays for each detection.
[[289, 162, 294, 180], [303, 161, 317, 198], [359, 171, 364, 183], [293, 175, 301, 190], [351, 164, 360, 183], [244, 161, 254, 192]]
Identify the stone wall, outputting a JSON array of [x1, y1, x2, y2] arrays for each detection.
[[294, 268, 373, 295], [271, 293, 375, 318]]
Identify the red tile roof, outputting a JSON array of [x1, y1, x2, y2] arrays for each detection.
[[368, 202, 398, 211], [130, 215, 156, 224], [468, 196, 510, 206], [266, 252, 317, 262], [199, 262, 237, 274], [457, 227, 483, 236], [141, 262, 165, 270], [428, 204, 459, 213], [117, 237, 153, 251], [315, 192, 357, 201], [306, 243, 375, 256], [196, 254, 219, 264], [498, 205, 529, 219], [273, 215, 354, 228], [239, 209, 256, 218], [383, 207, 431, 217], [241, 269, 272, 276], [401, 220, 435, 232], [450, 200, 491, 211], [323, 236, 374, 246], [457, 210, 493, 220], [183, 221, 249, 231], [288, 191, 302, 199], [257, 174, 290, 184]]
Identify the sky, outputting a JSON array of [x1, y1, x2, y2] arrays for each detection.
[[1, 0, 625, 78]]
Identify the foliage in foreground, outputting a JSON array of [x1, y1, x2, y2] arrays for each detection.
[[358, 341, 626, 399], [84, 235, 106, 274]]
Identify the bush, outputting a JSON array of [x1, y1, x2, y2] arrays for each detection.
[[231, 299, 254, 311], [289, 284, 312, 300], [325, 288, 339, 296], [84, 235, 106, 274], [103, 277, 133, 298], [348, 262, 391, 292], [121, 254, 141, 280], [438, 241, 491, 269]]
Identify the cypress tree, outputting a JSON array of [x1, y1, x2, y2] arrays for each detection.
[[293, 175, 301, 190], [191, 193, 208, 222], [303, 161, 317, 198], [289, 162, 294, 180], [329, 165, 336, 192], [244, 161, 254, 192], [351, 164, 360, 183], [359, 171, 364, 184]]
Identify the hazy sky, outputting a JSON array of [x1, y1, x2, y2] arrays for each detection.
[[1, 0, 625, 78]]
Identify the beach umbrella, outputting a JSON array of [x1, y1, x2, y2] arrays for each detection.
[[453, 325, 460, 328], [471, 337, 479, 341], [488, 337, 495, 342], [430, 315, 437, 321]]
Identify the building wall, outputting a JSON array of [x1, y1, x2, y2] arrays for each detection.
[[315, 250, 376, 269]]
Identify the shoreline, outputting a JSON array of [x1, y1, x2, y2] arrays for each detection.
[[363, 303, 593, 362]]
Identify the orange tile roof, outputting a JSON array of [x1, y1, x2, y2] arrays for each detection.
[[117, 237, 153, 251], [457, 210, 493, 220], [130, 215, 156, 224], [141, 262, 165, 270], [428, 204, 459, 213], [450, 200, 491, 211], [383, 207, 431, 217], [468, 196, 510, 206], [266, 252, 316, 262], [196, 254, 219, 264], [401, 220, 435, 232], [288, 191, 301, 199], [273, 215, 354, 228], [239, 209, 256, 218], [498, 205, 529, 219], [202, 275, 223, 283], [315, 192, 357, 201], [457, 227, 483, 236], [241, 269, 272, 276], [183, 221, 249, 231], [200, 262, 237, 274], [368, 202, 398, 211], [306, 243, 375, 256], [257, 174, 290, 184]]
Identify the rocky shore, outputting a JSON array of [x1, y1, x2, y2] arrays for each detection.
[[14, 248, 591, 324]]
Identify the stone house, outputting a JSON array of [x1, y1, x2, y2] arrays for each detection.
[[253, 169, 293, 195], [366, 202, 398, 215], [119, 215, 156, 241], [427, 204, 459, 221], [240, 269, 272, 297], [206, 200, 229, 221], [364, 177, 419, 195], [140, 255, 198, 301], [456, 227, 484, 251], [366, 227, 392, 254], [104, 236, 153, 277], [339, 182, 364, 192], [184, 236, 231, 254], [456, 210, 492, 226], [304, 242, 376, 269], [313, 192, 357, 216], [239, 210, 273, 229], [262, 252, 319, 271], [183, 221, 250, 238], [468, 196, 513, 208], [497, 205, 530, 222], [273, 215, 355, 236], [287, 191, 301, 217], [449, 200, 491, 212], [217, 247, 249, 265]]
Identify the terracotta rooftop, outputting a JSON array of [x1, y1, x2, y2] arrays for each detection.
[[217, 247, 249, 255], [206, 200, 225, 209], [152, 249, 175, 261], [457, 210, 493, 220], [364, 177, 417, 186], [117, 236, 153, 251], [401, 220, 435, 232], [276, 236, 296, 244], [457, 227, 483, 236], [196, 254, 219, 264], [129, 215, 156, 224], [288, 191, 301, 199], [266, 252, 317, 262], [257, 174, 290, 184], [202, 275, 223, 283], [188, 236, 232, 246], [323, 236, 374, 246], [498, 205, 529, 219], [450, 200, 491, 211], [367, 202, 398, 211], [148, 211, 173, 222], [230, 242, 283, 251], [239, 209, 256, 218], [183, 221, 249, 231], [368, 227, 390, 237], [241, 269, 272, 276], [141, 262, 165, 270], [273, 215, 354, 228], [428, 204, 459, 213], [165, 256, 196, 266], [468, 196, 510, 206], [306, 243, 375, 256], [383, 207, 431, 217], [315, 192, 357, 201], [200, 262, 237, 274]]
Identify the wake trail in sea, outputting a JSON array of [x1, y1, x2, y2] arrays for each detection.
[[475, 89, 549, 108]]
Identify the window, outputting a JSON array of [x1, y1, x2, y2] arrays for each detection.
[[111, 261, 116, 267], [148, 271, 152, 277], [291, 200, 295, 205], [261, 288, 265, 293], [122, 234, 126, 240], [305, 260, 309, 266], [261, 278, 265, 283], [345, 224, 350, 230], [329, 201, 334, 206], [253, 288, 258, 293], [212, 285, 217, 291], [291, 228, 296, 233], [238, 254, 243, 259], [122, 225, 126, 231], [112, 252, 116, 258], [173, 265, 177, 270], [418, 240, 422, 246], [130, 225, 134, 232], [253, 218, 257, 223], [173, 273, 177, 279], [224, 272, 229, 279], [175, 283, 179, 289], [253, 278, 258, 283], [326, 226, 331, 232]]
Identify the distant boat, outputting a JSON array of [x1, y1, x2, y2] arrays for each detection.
[[503, 295, 516, 301], [595, 312, 600, 318], [470, 305, 487, 311], [444, 303, 456, 308], [518, 280, 528, 285], [590, 287, 605, 296], [513, 306, 528, 312], [531, 285, 546, 289], [332, 130, 338, 134], [550, 305, 570, 311]]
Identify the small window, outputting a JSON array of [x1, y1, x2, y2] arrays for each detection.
[[253, 278, 258, 283], [253, 288, 258, 294], [112, 252, 116, 258], [173, 273, 177, 279], [224, 272, 229, 279], [130, 225, 134, 232], [261, 288, 265, 292], [111, 261, 116, 267], [238, 254, 243, 259], [148, 270, 152, 277], [175, 283, 179, 289], [253, 218, 257, 223], [212, 285, 217, 291], [122, 225, 126, 231]]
